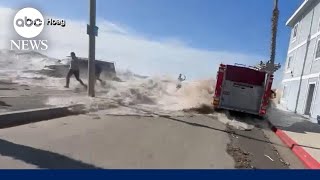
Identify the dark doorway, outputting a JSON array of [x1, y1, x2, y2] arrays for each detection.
[[304, 84, 315, 116]]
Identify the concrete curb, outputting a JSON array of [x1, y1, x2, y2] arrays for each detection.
[[0, 105, 85, 129], [267, 121, 320, 169]]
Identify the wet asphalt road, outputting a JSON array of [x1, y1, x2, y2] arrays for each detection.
[[0, 109, 304, 169], [224, 111, 289, 169], [0, 81, 303, 169], [0, 80, 83, 112], [227, 126, 288, 169]]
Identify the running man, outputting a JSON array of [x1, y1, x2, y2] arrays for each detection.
[[64, 52, 87, 89]]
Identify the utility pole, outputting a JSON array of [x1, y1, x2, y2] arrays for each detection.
[[88, 0, 97, 97], [255, 0, 281, 73], [270, 0, 279, 68], [255, 0, 281, 109]]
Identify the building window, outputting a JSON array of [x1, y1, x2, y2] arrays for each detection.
[[282, 86, 287, 99], [292, 24, 298, 41], [315, 39, 320, 60], [287, 56, 293, 70]]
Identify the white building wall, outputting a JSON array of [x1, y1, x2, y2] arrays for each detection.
[[312, 80, 320, 119], [282, 0, 320, 120]]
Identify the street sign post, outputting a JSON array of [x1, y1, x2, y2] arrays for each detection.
[[88, 0, 97, 97], [87, 25, 99, 37]]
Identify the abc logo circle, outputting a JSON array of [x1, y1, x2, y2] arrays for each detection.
[[13, 8, 44, 38]]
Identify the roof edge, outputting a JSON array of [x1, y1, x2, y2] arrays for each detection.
[[286, 0, 316, 27]]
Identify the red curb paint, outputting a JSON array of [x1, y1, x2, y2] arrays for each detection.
[[275, 129, 295, 148], [269, 122, 320, 169]]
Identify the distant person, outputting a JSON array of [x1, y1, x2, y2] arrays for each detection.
[[64, 52, 87, 89], [176, 73, 186, 89]]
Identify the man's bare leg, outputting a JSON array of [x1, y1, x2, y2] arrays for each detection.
[[64, 70, 73, 88]]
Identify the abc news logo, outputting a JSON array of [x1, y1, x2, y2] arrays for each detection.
[[16, 17, 43, 28], [15, 17, 66, 28], [11, 7, 66, 51]]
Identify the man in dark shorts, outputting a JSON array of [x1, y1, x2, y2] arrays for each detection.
[[95, 63, 107, 86], [95, 63, 103, 83], [64, 52, 87, 89]]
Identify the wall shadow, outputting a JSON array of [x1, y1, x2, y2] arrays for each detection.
[[0, 139, 101, 169]]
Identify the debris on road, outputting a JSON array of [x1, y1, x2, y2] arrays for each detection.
[[264, 154, 274, 162], [231, 134, 239, 139], [279, 158, 290, 166], [213, 112, 255, 131], [226, 122, 290, 169], [227, 144, 252, 169], [226, 125, 253, 169], [183, 104, 214, 114], [228, 120, 254, 131]]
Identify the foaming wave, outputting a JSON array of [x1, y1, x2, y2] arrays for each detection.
[[1, 49, 216, 113], [46, 75, 216, 113]]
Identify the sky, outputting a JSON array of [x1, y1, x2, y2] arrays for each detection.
[[0, 0, 304, 86]]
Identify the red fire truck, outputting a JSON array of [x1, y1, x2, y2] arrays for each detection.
[[212, 0, 281, 116], [212, 64, 274, 116]]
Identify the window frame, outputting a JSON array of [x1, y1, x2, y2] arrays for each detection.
[[285, 56, 293, 74], [318, 17, 320, 32], [314, 38, 320, 61], [292, 23, 299, 42], [282, 85, 287, 99]]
